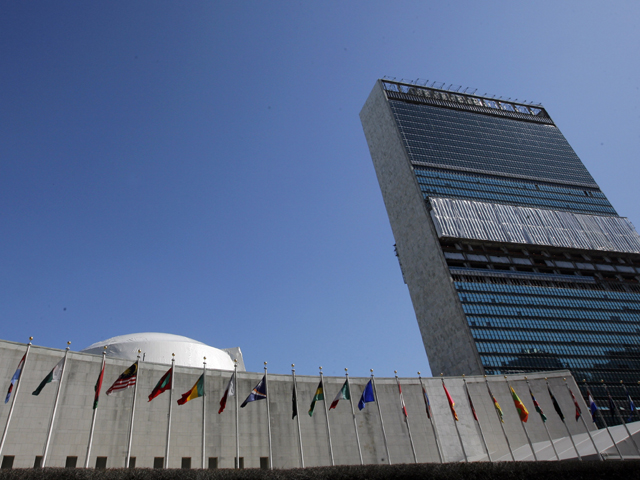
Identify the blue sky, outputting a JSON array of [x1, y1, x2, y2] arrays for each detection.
[[2, 1, 640, 377]]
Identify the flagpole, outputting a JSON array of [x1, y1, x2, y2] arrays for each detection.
[[418, 372, 443, 463], [85, 346, 107, 468], [202, 357, 207, 469], [318, 367, 335, 466], [602, 380, 640, 456], [42, 341, 71, 467], [164, 354, 175, 469], [525, 377, 558, 461], [291, 364, 304, 468], [441, 374, 467, 462], [584, 379, 622, 459], [264, 362, 273, 470], [485, 376, 515, 462], [565, 379, 602, 461], [463, 375, 491, 462], [345, 368, 363, 465], [234, 359, 239, 469], [125, 350, 141, 468], [0, 336, 33, 460], [370, 370, 391, 465], [394, 371, 417, 463], [505, 377, 537, 461], [546, 379, 581, 461]]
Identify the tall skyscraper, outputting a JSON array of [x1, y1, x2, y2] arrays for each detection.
[[360, 78, 640, 425]]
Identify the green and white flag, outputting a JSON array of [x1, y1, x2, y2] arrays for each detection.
[[32, 358, 65, 396], [329, 380, 350, 410]]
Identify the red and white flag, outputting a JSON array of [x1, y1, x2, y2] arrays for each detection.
[[106, 362, 138, 395], [218, 372, 235, 414], [398, 382, 408, 417]]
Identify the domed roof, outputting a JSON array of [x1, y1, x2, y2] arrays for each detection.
[[81, 332, 244, 371]]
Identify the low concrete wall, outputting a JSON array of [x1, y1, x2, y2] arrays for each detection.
[[0, 340, 591, 469]]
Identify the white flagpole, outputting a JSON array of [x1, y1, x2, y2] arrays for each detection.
[[345, 368, 363, 465], [394, 371, 417, 463], [319, 367, 335, 466], [264, 362, 273, 470], [164, 354, 175, 469], [202, 357, 207, 469], [125, 350, 141, 468], [370, 369, 391, 465], [418, 372, 443, 463], [546, 378, 581, 461], [85, 346, 107, 468], [504, 377, 537, 461], [584, 379, 622, 459], [525, 377, 558, 461], [463, 375, 491, 462], [0, 336, 33, 459], [604, 380, 640, 456], [234, 359, 239, 469], [441, 374, 467, 462], [485, 376, 515, 462], [291, 364, 304, 468], [42, 341, 71, 467], [565, 379, 602, 461]]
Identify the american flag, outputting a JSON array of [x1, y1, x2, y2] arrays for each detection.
[[106, 362, 138, 395]]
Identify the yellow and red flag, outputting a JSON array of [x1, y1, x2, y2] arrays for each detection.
[[442, 383, 458, 421], [510, 387, 529, 422]]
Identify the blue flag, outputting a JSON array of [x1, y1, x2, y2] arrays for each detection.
[[587, 391, 598, 422], [358, 380, 375, 410], [625, 386, 636, 422], [5, 354, 26, 404], [241, 375, 267, 408]]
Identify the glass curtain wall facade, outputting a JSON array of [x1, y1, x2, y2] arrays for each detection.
[[361, 79, 640, 426]]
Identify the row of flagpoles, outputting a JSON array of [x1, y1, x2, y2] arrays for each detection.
[[2, 339, 640, 468]]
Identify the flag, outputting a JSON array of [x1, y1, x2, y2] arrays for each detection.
[[548, 387, 565, 422], [329, 380, 350, 410], [292, 382, 298, 419], [148, 367, 172, 402], [587, 390, 598, 422], [358, 380, 375, 410], [93, 361, 105, 409], [397, 382, 408, 418], [608, 394, 618, 419], [106, 362, 138, 395], [32, 358, 65, 396], [466, 388, 478, 421], [5, 354, 25, 403], [241, 375, 266, 408], [510, 387, 529, 422], [529, 389, 547, 422], [308, 380, 324, 416], [422, 386, 432, 419], [442, 383, 458, 421], [624, 386, 636, 422], [218, 372, 235, 414], [178, 374, 204, 405], [569, 388, 582, 421], [492, 394, 504, 423]]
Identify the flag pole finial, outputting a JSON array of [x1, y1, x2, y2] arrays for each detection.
[[524, 376, 527, 380], [370, 369, 373, 373], [394, 370, 397, 374], [29, 336, 33, 342], [462, 374, 465, 378], [319, 366, 322, 371], [620, 380, 624, 384], [264, 361, 267, 365], [291, 363, 295, 368], [417, 371, 420, 375], [66, 341, 71, 350], [345, 368, 348, 372], [440, 373, 443, 377], [172, 353, 175, 357]]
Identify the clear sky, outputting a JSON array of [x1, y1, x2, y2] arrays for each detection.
[[2, 1, 640, 378]]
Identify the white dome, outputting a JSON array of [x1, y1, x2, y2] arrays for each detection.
[[81, 332, 244, 371]]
